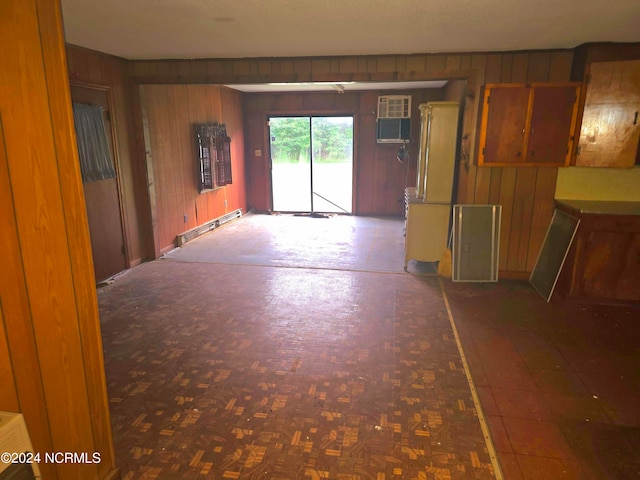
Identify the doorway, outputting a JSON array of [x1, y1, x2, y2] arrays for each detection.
[[269, 116, 353, 213], [70, 85, 127, 282]]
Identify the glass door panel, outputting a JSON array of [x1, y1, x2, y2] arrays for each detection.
[[270, 117, 311, 212], [269, 115, 354, 213], [311, 117, 353, 213]]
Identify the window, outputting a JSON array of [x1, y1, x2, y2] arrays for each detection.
[[194, 123, 232, 192]]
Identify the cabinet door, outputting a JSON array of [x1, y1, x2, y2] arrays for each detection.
[[575, 60, 640, 168], [582, 230, 640, 301], [478, 83, 580, 167], [479, 85, 529, 165], [405, 203, 451, 265], [528, 85, 580, 165]]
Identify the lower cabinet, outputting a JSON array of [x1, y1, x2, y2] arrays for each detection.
[[555, 201, 640, 302], [404, 189, 451, 269]]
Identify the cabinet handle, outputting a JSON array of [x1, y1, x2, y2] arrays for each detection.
[[634, 111, 638, 126], [516, 151, 521, 157]]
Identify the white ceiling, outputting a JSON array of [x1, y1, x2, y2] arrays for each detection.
[[61, 0, 640, 61]]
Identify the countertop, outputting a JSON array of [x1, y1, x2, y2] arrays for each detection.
[[555, 199, 640, 216]]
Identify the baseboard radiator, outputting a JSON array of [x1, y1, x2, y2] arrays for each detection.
[[175, 208, 242, 247]]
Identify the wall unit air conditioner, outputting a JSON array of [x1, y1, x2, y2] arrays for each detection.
[[376, 95, 411, 143], [0, 412, 41, 478]]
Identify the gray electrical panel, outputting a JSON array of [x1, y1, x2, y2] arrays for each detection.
[[452, 205, 501, 282]]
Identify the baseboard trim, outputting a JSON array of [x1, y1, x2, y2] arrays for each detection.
[[129, 257, 143, 268], [498, 270, 531, 281]]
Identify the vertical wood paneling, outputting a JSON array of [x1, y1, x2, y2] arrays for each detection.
[[128, 48, 572, 275], [460, 55, 473, 72], [243, 88, 444, 215], [1, 1, 116, 478], [426, 55, 447, 74], [190, 61, 207, 77], [450, 49, 573, 275], [406, 55, 426, 72], [497, 167, 518, 269], [500, 54, 514, 82], [549, 51, 574, 81], [511, 53, 530, 82], [0, 134, 20, 414], [143, 85, 167, 248], [141, 85, 246, 251], [527, 167, 559, 271], [66, 45, 152, 266], [507, 168, 538, 271], [473, 168, 492, 204], [39, 4, 116, 476], [221, 87, 247, 216], [445, 55, 462, 72], [0, 120, 54, 480], [0, 308, 19, 412], [485, 55, 503, 83], [487, 169, 502, 205], [528, 52, 551, 82], [6, 8, 98, 477]]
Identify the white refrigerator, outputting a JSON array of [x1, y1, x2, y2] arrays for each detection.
[[404, 101, 460, 269]]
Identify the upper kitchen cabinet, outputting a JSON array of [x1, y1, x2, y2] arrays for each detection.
[[573, 59, 640, 167], [477, 83, 581, 167], [570, 43, 640, 168]]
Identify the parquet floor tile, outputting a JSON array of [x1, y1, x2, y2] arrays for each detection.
[[99, 214, 640, 479], [98, 215, 497, 479]]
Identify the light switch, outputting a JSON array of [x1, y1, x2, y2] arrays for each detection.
[[255, 149, 262, 157]]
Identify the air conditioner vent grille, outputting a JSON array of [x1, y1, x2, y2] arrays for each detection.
[[378, 95, 411, 119]]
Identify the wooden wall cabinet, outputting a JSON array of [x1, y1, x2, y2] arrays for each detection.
[[477, 83, 581, 167], [573, 59, 640, 167]]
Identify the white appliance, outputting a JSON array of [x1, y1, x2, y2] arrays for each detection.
[[404, 102, 460, 269], [0, 412, 41, 478]]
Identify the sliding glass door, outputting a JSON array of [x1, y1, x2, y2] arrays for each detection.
[[269, 116, 353, 213]]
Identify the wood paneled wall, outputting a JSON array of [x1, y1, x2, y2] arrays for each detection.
[[1, 1, 116, 478], [140, 85, 247, 253], [130, 49, 574, 275], [243, 89, 444, 215], [459, 51, 574, 276], [66, 45, 153, 267]]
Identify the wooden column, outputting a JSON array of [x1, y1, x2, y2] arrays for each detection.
[[0, 1, 118, 479]]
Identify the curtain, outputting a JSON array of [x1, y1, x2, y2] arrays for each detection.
[[72, 103, 116, 183]]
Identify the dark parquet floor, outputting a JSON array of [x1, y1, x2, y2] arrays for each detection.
[[97, 213, 640, 480]]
